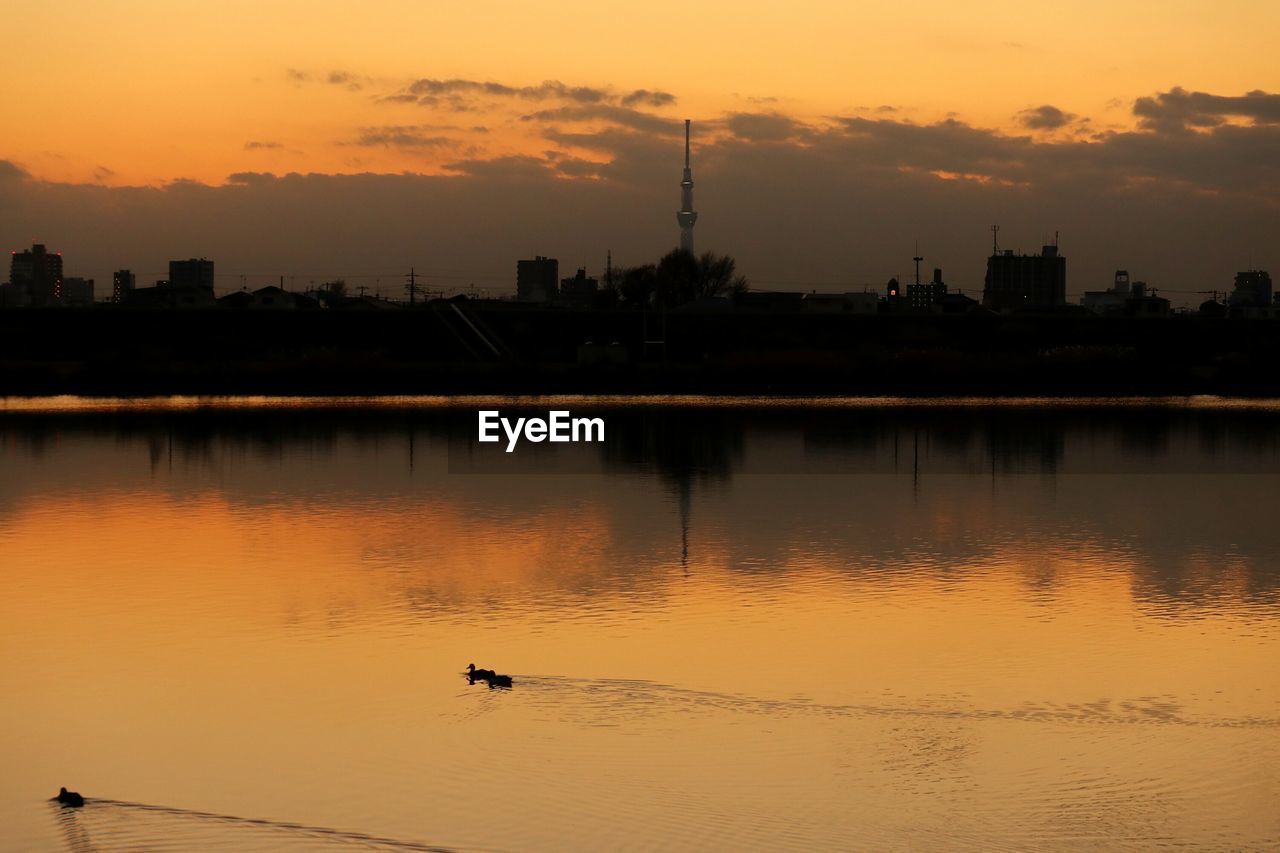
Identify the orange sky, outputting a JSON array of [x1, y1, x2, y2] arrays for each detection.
[[5, 0, 1278, 185]]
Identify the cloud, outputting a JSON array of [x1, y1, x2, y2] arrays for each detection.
[[1017, 105, 1077, 130], [385, 76, 678, 114], [349, 126, 455, 149], [552, 157, 606, 179], [396, 78, 609, 106], [442, 155, 555, 179], [520, 104, 683, 136], [620, 89, 676, 108], [1134, 86, 1280, 132], [286, 68, 370, 90], [725, 112, 803, 142], [244, 140, 283, 150], [0, 159, 30, 180], [226, 171, 277, 185], [3, 86, 1274, 310]]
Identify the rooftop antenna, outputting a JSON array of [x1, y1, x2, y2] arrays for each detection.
[[912, 241, 923, 287], [991, 224, 1000, 254], [1054, 230, 1059, 248]]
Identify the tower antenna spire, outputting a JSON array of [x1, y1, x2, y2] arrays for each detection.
[[676, 119, 698, 254]]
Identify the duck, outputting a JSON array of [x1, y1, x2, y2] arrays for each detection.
[[466, 663, 496, 680], [487, 674, 514, 688], [53, 787, 85, 807]]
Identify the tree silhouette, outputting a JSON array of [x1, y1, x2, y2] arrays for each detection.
[[611, 251, 748, 307], [655, 249, 748, 307], [617, 264, 658, 305]]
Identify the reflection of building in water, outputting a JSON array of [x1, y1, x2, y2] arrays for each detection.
[[600, 409, 744, 570]]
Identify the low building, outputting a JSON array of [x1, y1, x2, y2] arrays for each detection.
[[1082, 271, 1132, 316], [60, 277, 95, 306], [217, 286, 320, 309], [939, 292, 981, 314], [559, 268, 598, 307], [801, 292, 880, 314], [907, 268, 949, 312], [0, 280, 31, 307], [1125, 289, 1170, 317], [737, 290, 805, 312], [123, 284, 217, 308]]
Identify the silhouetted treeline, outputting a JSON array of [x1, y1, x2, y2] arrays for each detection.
[[610, 249, 748, 307], [2, 303, 1280, 396]]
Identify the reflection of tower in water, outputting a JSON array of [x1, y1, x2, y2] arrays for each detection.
[[678, 475, 691, 572]]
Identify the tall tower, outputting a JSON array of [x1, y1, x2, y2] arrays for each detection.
[[676, 119, 698, 254]]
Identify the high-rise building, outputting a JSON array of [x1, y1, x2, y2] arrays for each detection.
[[676, 119, 698, 254], [112, 270, 136, 303], [168, 258, 215, 290], [9, 243, 63, 307], [517, 256, 559, 302], [983, 244, 1066, 311], [1228, 269, 1272, 308]]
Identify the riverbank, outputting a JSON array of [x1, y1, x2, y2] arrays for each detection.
[[3, 306, 1278, 397]]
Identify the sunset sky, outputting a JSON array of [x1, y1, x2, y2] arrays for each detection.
[[2, 1, 1277, 300]]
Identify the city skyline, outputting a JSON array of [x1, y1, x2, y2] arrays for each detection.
[[1, 2, 1277, 306]]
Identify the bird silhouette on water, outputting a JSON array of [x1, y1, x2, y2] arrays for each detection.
[[53, 787, 85, 807], [466, 663, 513, 688]]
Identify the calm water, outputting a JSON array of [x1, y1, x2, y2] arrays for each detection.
[[2, 397, 1278, 851]]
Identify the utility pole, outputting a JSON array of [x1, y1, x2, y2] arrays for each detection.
[[406, 267, 417, 306]]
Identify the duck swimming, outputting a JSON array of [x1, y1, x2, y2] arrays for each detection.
[[466, 663, 496, 680], [53, 787, 85, 807], [487, 674, 513, 688]]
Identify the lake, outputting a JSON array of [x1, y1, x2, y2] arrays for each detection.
[[2, 397, 1278, 851]]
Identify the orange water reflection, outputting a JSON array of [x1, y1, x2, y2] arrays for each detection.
[[2, 405, 1278, 850]]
